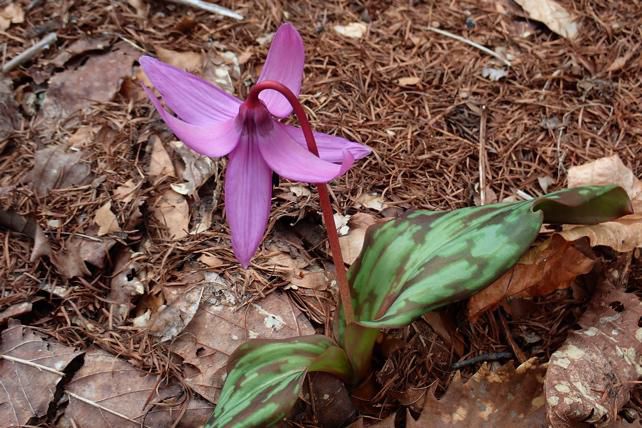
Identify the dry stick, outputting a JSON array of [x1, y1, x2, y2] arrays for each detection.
[[66, 392, 148, 426], [427, 27, 511, 67], [246, 81, 355, 326], [2, 32, 57, 73], [478, 105, 488, 205], [164, 0, 243, 20], [0, 354, 65, 376]]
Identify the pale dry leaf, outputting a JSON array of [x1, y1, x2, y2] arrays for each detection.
[[94, 201, 121, 236], [256, 32, 274, 46], [334, 212, 351, 236], [61, 348, 212, 428], [0, 3, 24, 31], [398, 76, 421, 86], [288, 184, 311, 198], [334, 22, 368, 39], [356, 193, 387, 211], [338, 213, 379, 265], [513, 0, 578, 39], [51, 38, 110, 68], [202, 50, 240, 94], [545, 279, 642, 427], [114, 179, 138, 203], [467, 235, 595, 321], [169, 140, 218, 196], [108, 250, 145, 325], [537, 175, 555, 193], [0, 321, 82, 427], [413, 359, 546, 427], [28, 146, 92, 197], [126, 0, 147, 17], [42, 43, 138, 120], [67, 126, 95, 148], [562, 155, 642, 251], [170, 288, 314, 403], [155, 46, 203, 72], [481, 66, 508, 81], [148, 271, 205, 342], [148, 135, 176, 178], [152, 189, 189, 240], [198, 253, 225, 269]]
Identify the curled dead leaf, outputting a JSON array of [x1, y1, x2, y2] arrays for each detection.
[[94, 201, 121, 236], [513, 0, 578, 39], [467, 235, 595, 321], [155, 46, 203, 72], [338, 213, 380, 265], [152, 189, 189, 240]]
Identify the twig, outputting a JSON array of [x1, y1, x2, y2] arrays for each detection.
[[2, 32, 57, 73], [478, 105, 488, 205], [427, 27, 511, 67], [164, 0, 243, 20], [451, 352, 513, 370], [66, 391, 149, 426]]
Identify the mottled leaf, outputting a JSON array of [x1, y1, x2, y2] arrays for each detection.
[[348, 186, 631, 329], [209, 336, 351, 428]]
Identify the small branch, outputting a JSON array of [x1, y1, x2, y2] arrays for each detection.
[[66, 391, 148, 426], [164, 0, 243, 20], [478, 105, 488, 205], [0, 354, 65, 376], [2, 32, 57, 73], [427, 27, 511, 67], [451, 352, 513, 370]]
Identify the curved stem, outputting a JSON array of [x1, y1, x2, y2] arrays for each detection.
[[247, 81, 355, 326]]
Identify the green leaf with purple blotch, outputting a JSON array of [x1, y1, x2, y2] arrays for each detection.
[[209, 335, 351, 428]]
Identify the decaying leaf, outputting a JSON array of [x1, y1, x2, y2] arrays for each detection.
[[148, 135, 176, 178], [0, 78, 20, 139], [147, 270, 205, 342], [94, 201, 122, 236], [156, 47, 203, 72], [51, 37, 110, 68], [42, 43, 138, 120], [467, 235, 595, 320], [545, 279, 642, 427], [0, 321, 82, 427], [170, 283, 314, 403], [202, 50, 240, 94], [0, 209, 51, 261], [28, 146, 92, 197], [152, 189, 189, 240], [356, 193, 388, 211], [338, 213, 380, 265], [51, 234, 115, 279], [114, 179, 139, 203], [562, 155, 642, 251], [262, 244, 329, 290], [0, 302, 32, 324], [513, 0, 578, 39], [412, 358, 547, 427], [334, 22, 368, 39], [60, 348, 212, 428], [0, 3, 24, 31], [108, 250, 145, 324], [169, 140, 219, 196]]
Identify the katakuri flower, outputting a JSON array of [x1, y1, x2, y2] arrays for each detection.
[[140, 23, 371, 267]]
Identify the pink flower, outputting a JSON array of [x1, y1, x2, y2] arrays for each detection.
[[140, 23, 371, 267]]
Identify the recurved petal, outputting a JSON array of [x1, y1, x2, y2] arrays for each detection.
[[257, 23, 304, 118], [140, 55, 240, 125], [225, 137, 273, 267], [143, 86, 241, 157], [258, 122, 354, 183], [283, 125, 372, 163]]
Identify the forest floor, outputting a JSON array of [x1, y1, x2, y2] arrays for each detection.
[[0, 0, 641, 427]]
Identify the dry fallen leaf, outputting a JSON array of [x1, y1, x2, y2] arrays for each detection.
[[398, 76, 421, 86], [94, 201, 121, 236], [51, 37, 110, 68], [61, 348, 212, 428], [562, 155, 642, 251], [202, 50, 240, 94], [51, 235, 115, 279], [0, 78, 20, 139], [108, 249, 145, 324], [28, 146, 92, 197], [356, 193, 387, 211], [338, 213, 379, 265], [467, 235, 595, 321], [412, 359, 547, 427], [114, 179, 138, 203], [0, 209, 51, 261], [0, 3, 24, 31], [545, 279, 642, 427], [156, 46, 203, 72], [513, 0, 578, 39], [0, 302, 32, 324], [147, 270, 205, 342], [169, 140, 219, 196], [334, 22, 368, 39], [170, 284, 314, 403], [42, 43, 138, 120], [148, 135, 176, 178], [0, 320, 82, 427], [152, 189, 190, 240]]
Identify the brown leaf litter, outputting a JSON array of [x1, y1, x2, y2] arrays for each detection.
[[27, 146, 93, 198], [0, 320, 82, 427], [545, 277, 642, 426]]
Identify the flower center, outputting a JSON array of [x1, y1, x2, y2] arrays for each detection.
[[237, 100, 273, 136]]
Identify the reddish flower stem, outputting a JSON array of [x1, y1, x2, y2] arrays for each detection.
[[247, 81, 355, 325]]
